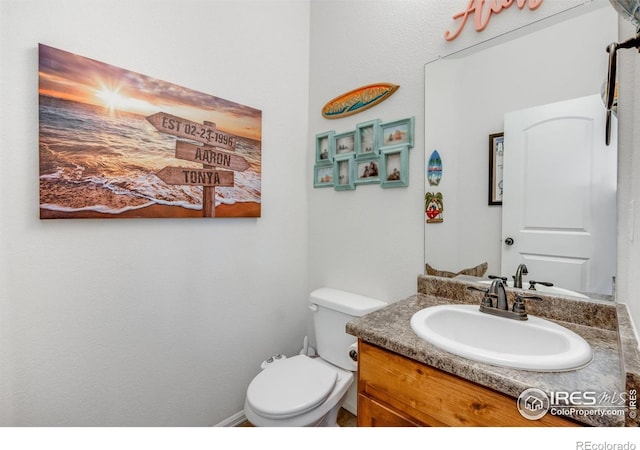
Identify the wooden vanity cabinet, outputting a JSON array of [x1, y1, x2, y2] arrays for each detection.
[[356, 340, 580, 427]]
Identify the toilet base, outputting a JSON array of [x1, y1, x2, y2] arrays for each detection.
[[315, 402, 342, 427], [244, 392, 348, 427]]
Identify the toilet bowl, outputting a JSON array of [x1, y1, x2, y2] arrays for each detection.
[[243, 288, 386, 427]]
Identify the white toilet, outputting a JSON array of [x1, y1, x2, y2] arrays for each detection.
[[244, 287, 386, 427]]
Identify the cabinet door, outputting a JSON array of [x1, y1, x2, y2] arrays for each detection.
[[358, 394, 421, 427], [358, 341, 579, 427]]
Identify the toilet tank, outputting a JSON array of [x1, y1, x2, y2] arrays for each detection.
[[309, 288, 386, 371]]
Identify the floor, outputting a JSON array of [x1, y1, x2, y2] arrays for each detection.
[[238, 408, 356, 427]]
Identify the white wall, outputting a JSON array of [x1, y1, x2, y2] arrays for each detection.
[[0, 0, 310, 426], [307, 0, 431, 304]]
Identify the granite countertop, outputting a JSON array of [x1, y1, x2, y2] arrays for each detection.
[[347, 276, 640, 427]]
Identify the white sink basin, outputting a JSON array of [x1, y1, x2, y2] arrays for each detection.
[[478, 279, 589, 299], [410, 304, 592, 371]]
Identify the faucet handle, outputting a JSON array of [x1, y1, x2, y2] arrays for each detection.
[[483, 293, 497, 308], [467, 286, 493, 308], [467, 286, 488, 293], [528, 280, 554, 290], [518, 294, 543, 301], [511, 293, 542, 315], [488, 275, 508, 283]]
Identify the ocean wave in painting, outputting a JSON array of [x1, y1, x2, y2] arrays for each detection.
[[39, 95, 261, 217]]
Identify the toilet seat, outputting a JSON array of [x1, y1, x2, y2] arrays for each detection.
[[246, 355, 338, 419]]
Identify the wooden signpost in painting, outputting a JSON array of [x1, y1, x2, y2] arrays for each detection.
[[155, 167, 235, 186], [174, 141, 249, 172], [147, 112, 236, 150], [147, 112, 245, 218]]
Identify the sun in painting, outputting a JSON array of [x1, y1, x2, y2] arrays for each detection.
[[95, 84, 125, 113]]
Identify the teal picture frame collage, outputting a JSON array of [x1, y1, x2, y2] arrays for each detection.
[[313, 116, 414, 190]]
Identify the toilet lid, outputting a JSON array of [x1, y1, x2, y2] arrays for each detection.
[[246, 355, 338, 419]]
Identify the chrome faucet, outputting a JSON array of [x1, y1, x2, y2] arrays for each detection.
[[513, 264, 528, 288]]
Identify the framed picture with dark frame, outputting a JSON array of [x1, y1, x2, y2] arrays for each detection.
[[334, 131, 356, 156], [355, 119, 380, 157], [379, 117, 414, 150], [380, 144, 409, 188], [489, 132, 504, 205], [334, 154, 355, 190], [355, 155, 380, 185], [316, 131, 335, 163]]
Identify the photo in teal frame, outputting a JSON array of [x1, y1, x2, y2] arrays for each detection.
[[334, 154, 355, 190], [355, 155, 380, 185], [316, 131, 335, 163], [314, 163, 334, 188], [380, 144, 409, 188], [379, 116, 414, 150], [355, 119, 380, 157], [334, 130, 356, 156]]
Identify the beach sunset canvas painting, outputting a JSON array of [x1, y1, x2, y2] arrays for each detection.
[[39, 44, 262, 219]]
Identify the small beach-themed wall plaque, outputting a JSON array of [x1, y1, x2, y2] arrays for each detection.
[[427, 149, 443, 186], [425, 192, 444, 223], [39, 44, 262, 219]]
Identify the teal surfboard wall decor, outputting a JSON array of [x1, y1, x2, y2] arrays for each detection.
[[427, 149, 442, 186]]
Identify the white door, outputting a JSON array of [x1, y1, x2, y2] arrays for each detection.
[[502, 94, 617, 295]]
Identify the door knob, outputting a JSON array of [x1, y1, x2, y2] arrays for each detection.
[[504, 237, 514, 246]]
